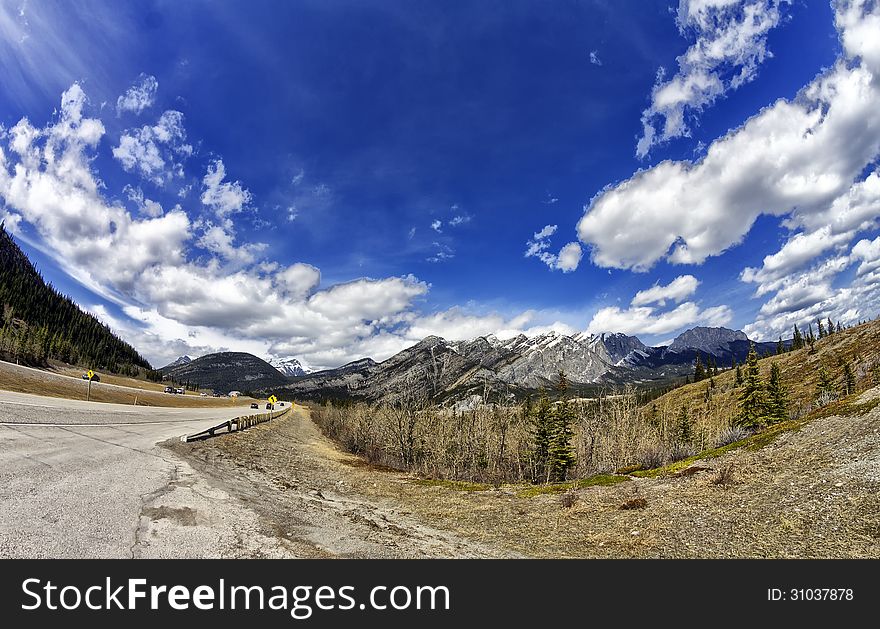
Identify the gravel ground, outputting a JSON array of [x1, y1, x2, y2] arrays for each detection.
[[176, 396, 880, 558]]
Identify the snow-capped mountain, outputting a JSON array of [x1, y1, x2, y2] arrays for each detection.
[[273, 326, 779, 404], [159, 355, 193, 372], [269, 356, 308, 378]]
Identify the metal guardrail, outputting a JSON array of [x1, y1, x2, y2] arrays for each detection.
[[180, 404, 292, 442]]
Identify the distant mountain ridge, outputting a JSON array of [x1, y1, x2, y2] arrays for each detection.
[[161, 351, 287, 393], [273, 326, 776, 403]]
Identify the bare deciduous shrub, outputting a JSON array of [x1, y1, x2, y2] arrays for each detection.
[[311, 385, 741, 484], [560, 491, 578, 509], [715, 426, 750, 447], [619, 497, 648, 510], [710, 464, 736, 486]]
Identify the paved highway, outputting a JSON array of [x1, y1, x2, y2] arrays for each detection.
[[0, 390, 295, 558]]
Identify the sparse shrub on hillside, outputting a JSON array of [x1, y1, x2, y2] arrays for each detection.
[[715, 426, 750, 447], [710, 464, 736, 487], [619, 497, 648, 510]]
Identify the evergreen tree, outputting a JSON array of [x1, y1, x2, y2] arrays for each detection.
[[735, 363, 743, 387], [676, 405, 692, 444], [817, 319, 826, 338], [816, 366, 835, 402], [792, 325, 803, 350], [693, 353, 706, 382], [737, 344, 766, 429], [827, 317, 835, 336], [776, 337, 784, 355], [836, 321, 842, 333], [842, 361, 856, 396], [765, 363, 788, 423], [547, 371, 575, 482], [530, 394, 553, 482]]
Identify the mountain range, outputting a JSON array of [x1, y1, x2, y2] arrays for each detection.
[[273, 326, 779, 403]]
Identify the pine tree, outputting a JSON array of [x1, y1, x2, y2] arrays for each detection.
[[676, 405, 692, 444], [765, 363, 788, 423], [836, 321, 842, 333], [530, 394, 553, 482], [817, 319, 826, 338], [842, 361, 856, 396], [776, 337, 784, 355], [547, 371, 575, 482], [816, 366, 835, 402], [792, 325, 803, 350], [737, 344, 766, 429], [693, 353, 706, 382], [827, 317, 835, 336], [735, 363, 743, 387]]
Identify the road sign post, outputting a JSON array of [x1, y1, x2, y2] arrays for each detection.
[[86, 370, 94, 402]]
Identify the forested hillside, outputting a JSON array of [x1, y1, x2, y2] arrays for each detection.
[[0, 223, 151, 373]]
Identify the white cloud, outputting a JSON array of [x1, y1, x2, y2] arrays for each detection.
[[740, 227, 852, 293], [426, 241, 454, 263], [589, 50, 602, 66], [449, 214, 472, 226], [0, 82, 453, 371], [587, 301, 732, 336], [555, 242, 583, 272], [200, 159, 252, 217], [636, 0, 788, 158], [196, 222, 267, 266], [580, 2, 880, 271], [851, 235, 880, 275], [116, 74, 158, 116], [113, 110, 192, 185], [430, 219, 442, 232], [525, 224, 582, 272], [631, 274, 700, 306], [123, 184, 164, 218]]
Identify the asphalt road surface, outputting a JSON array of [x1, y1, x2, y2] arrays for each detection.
[[0, 390, 294, 558]]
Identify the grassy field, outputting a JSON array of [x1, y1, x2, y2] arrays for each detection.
[[0, 359, 261, 408]]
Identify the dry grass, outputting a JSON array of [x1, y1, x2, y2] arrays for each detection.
[[181, 398, 880, 558], [0, 359, 260, 408], [647, 319, 880, 426]]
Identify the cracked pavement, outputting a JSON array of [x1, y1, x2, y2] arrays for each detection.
[[0, 389, 293, 558]]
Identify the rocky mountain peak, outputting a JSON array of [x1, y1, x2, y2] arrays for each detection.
[[668, 326, 749, 354]]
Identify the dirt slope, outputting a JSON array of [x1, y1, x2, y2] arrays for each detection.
[[173, 395, 880, 558]]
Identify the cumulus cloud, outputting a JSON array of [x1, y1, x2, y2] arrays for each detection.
[[116, 74, 158, 115], [0, 82, 456, 370], [113, 110, 192, 185], [586, 273, 724, 337], [589, 50, 602, 66], [636, 0, 788, 158], [587, 301, 732, 336], [631, 274, 700, 306], [123, 184, 164, 218], [580, 2, 880, 271], [200, 159, 252, 216], [555, 242, 583, 272], [525, 224, 582, 272]]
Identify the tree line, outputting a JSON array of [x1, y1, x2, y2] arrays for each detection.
[[0, 223, 151, 373]]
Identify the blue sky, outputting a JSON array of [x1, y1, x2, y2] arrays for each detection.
[[1, 0, 879, 370]]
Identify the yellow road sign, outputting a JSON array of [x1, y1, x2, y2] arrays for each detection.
[[268, 395, 278, 404], [87, 370, 94, 380]]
